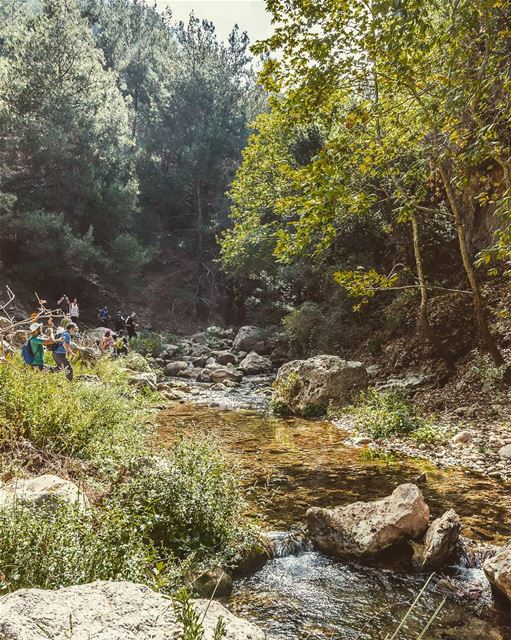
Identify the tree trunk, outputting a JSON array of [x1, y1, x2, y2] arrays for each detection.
[[438, 161, 504, 366], [411, 211, 432, 341], [195, 180, 208, 319]]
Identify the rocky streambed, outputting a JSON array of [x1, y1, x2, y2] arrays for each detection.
[[158, 402, 511, 640]]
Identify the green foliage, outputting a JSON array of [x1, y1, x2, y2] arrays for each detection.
[[174, 588, 226, 640], [467, 351, 507, 391], [282, 302, 322, 356], [0, 0, 139, 264], [117, 437, 247, 563], [409, 420, 451, 446], [0, 500, 160, 592], [271, 371, 301, 416], [346, 389, 422, 440], [130, 331, 166, 358], [0, 358, 149, 470]]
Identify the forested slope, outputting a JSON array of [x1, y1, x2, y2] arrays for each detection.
[[0, 0, 262, 321]]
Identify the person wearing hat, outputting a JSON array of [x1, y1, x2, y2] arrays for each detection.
[[52, 322, 77, 381], [28, 322, 60, 370]]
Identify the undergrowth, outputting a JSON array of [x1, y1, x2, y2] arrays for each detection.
[[342, 389, 448, 443], [0, 357, 149, 471]]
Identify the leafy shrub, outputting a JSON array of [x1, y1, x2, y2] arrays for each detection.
[[0, 358, 149, 469], [348, 389, 422, 439], [466, 351, 507, 391], [122, 350, 153, 372], [130, 331, 166, 358], [174, 588, 226, 640], [117, 437, 247, 564], [0, 500, 160, 592], [283, 302, 323, 355], [410, 420, 451, 445]]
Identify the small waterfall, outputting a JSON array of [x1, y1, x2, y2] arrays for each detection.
[[267, 530, 313, 558]]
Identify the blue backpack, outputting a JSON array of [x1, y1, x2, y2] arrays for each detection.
[[21, 339, 35, 365]]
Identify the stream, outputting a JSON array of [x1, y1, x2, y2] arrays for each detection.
[[158, 402, 511, 640]]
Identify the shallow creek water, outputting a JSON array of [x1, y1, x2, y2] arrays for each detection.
[[158, 403, 511, 640]]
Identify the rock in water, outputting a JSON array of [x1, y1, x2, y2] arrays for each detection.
[[214, 350, 237, 365], [274, 355, 368, 415], [0, 580, 265, 640], [306, 483, 429, 559], [164, 361, 189, 377], [211, 367, 243, 383], [238, 351, 272, 375], [484, 547, 511, 602], [0, 474, 89, 511], [414, 509, 460, 570]]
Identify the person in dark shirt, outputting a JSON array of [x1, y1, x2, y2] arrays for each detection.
[[57, 295, 70, 315], [97, 306, 111, 328], [125, 312, 137, 338], [115, 311, 125, 332]]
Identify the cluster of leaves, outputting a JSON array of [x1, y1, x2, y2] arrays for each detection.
[[0, 355, 249, 594], [346, 389, 423, 440], [129, 331, 167, 358], [117, 438, 247, 564], [0, 436, 247, 594], [222, 0, 511, 363]]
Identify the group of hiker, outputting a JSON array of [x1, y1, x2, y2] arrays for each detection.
[[97, 307, 138, 339], [24, 318, 76, 381], [22, 296, 139, 381]]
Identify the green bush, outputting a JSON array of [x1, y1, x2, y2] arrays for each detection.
[[0, 358, 149, 470], [467, 351, 507, 391], [0, 500, 160, 592], [347, 389, 422, 439], [130, 331, 166, 358], [117, 437, 247, 564], [282, 302, 323, 355]]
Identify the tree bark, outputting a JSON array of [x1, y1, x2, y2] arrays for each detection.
[[438, 160, 504, 366], [411, 210, 432, 341]]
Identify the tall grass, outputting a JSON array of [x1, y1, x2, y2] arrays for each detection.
[[0, 357, 149, 470]]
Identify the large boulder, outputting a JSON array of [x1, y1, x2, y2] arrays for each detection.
[[211, 367, 243, 384], [413, 509, 460, 570], [273, 355, 368, 416], [127, 372, 158, 391], [484, 546, 511, 602], [239, 351, 272, 375], [0, 580, 264, 640], [214, 350, 237, 366], [0, 474, 89, 511], [87, 327, 109, 342], [233, 326, 275, 354], [164, 361, 189, 377], [306, 484, 430, 559]]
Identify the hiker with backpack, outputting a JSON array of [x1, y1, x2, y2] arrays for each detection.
[[23, 321, 62, 371], [115, 330, 128, 356], [52, 322, 76, 381]]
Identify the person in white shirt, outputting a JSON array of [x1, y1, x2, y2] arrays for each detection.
[[70, 298, 79, 324]]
